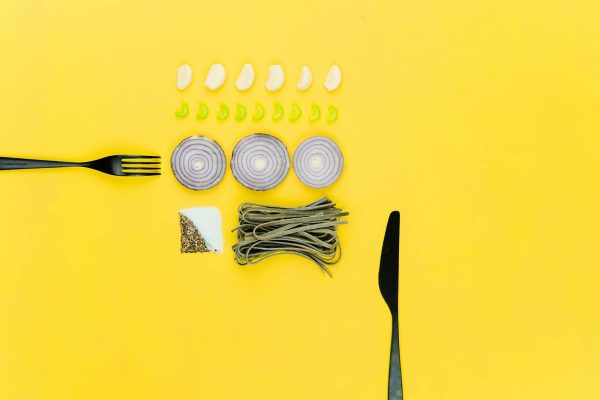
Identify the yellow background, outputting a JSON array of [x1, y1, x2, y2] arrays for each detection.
[[1, 0, 599, 399]]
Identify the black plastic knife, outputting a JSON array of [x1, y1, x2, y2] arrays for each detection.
[[378, 211, 402, 400]]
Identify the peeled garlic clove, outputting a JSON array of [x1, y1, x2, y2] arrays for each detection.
[[235, 64, 255, 91], [205, 64, 226, 91], [177, 64, 193, 91], [324, 65, 342, 92], [265, 65, 285, 92], [297, 65, 313, 91]]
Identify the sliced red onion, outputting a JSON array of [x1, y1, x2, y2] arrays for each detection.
[[231, 133, 290, 191], [293, 136, 343, 188], [171, 136, 226, 190]]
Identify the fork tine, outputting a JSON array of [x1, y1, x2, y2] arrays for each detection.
[[120, 155, 161, 159], [122, 172, 161, 176], [122, 167, 161, 170], [122, 161, 161, 165]]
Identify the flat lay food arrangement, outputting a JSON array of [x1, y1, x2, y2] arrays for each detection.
[[1, 1, 599, 400]]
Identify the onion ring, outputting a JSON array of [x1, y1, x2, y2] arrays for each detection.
[[293, 136, 343, 188], [171, 136, 226, 190], [231, 133, 290, 191]]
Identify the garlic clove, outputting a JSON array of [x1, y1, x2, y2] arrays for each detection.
[[324, 65, 342, 92], [205, 64, 227, 91], [265, 65, 285, 92], [235, 64, 255, 91], [297, 65, 313, 91], [176, 64, 193, 91]]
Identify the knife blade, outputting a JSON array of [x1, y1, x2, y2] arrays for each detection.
[[378, 211, 402, 400]]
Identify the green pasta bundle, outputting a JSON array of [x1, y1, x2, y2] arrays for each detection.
[[232, 197, 348, 276]]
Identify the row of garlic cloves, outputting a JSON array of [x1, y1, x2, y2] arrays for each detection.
[[177, 64, 342, 93]]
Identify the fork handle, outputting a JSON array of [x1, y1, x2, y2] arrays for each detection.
[[0, 157, 87, 170]]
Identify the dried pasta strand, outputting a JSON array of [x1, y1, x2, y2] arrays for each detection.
[[232, 197, 348, 276]]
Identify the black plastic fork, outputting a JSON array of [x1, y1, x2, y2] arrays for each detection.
[[0, 155, 161, 176]]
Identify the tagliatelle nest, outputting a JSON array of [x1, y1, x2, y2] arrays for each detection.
[[232, 197, 348, 277]]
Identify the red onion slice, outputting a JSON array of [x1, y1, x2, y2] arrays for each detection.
[[231, 133, 290, 191], [293, 136, 344, 188], [171, 136, 226, 190]]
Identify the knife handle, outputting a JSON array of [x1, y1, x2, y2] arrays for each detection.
[[388, 312, 403, 400]]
